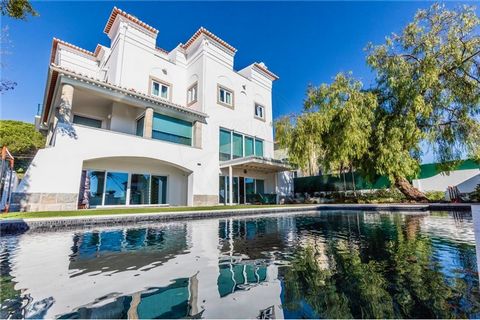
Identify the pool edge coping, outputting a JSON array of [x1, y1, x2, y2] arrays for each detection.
[[0, 203, 475, 234]]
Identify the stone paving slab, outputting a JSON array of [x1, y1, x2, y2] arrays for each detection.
[[0, 203, 474, 234]]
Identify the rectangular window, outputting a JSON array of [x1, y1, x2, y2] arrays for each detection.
[[254, 104, 265, 120], [151, 80, 170, 100], [255, 139, 264, 157], [219, 129, 232, 161], [187, 83, 198, 105], [130, 174, 150, 205], [232, 133, 243, 159], [136, 116, 144, 137], [245, 137, 254, 157], [151, 175, 167, 204], [73, 115, 102, 128], [104, 172, 128, 205], [218, 85, 234, 107], [152, 113, 192, 146]]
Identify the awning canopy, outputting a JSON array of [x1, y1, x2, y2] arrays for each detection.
[[219, 156, 291, 173]]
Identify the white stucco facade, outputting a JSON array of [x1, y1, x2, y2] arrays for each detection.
[[14, 7, 291, 211]]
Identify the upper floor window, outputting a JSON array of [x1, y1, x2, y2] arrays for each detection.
[[219, 128, 264, 161], [73, 114, 102, 128], [152, 113, 192, 146], [217, 85, 234, 107], [151, 79, 170, 100], [187, 83, 198, 106], [254, 104, 265, 120]]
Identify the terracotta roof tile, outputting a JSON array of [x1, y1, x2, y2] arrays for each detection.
[[104, 7, 158, 35], [182, 27, 236, 53]]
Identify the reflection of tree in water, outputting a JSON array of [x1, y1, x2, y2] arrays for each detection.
[[281, 214, 480, 319]]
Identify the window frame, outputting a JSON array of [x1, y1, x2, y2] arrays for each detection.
[[217, 84, 234, 108], [187, 82, 198, 106], [149, 76, 172, 101], [254, 103, 266, 121], [72, 113, 103, 128]]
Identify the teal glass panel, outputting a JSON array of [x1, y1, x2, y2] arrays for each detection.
[[256, 179, 265, 194], [104, 172, 128, 205], [233, 264, 245, 284], [73, 115, 102, 128], [153, 113, 192, 138], [232, 133, 243, 159], [245, 137, 254, 156], [152, 113, 192, 146], [245, 178, 255, 195], [255, 139, 264, 157], [151, 175, 167, 204], [87, 171, 105, 206], [136, 117, 144, 137], [130, 174, 150, 205], [219, 129, 231, 161]]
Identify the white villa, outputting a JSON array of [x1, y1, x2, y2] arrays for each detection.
[[13, 7, 291, 212]]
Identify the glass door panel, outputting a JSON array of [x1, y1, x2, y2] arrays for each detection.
[[87, 170, 105, 206], [130, 174, 151, 205], [104, 172, 128, 205], [239, 177, 245, 204], [151, 176, 167, 204]]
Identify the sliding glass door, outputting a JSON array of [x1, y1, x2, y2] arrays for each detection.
[[104, 172, 128, 205], [130, 174, 151, 205], [80, 170, 168, 206]]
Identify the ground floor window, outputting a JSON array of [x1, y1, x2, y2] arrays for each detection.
[[219, 176, 265, 204], [79, 170, 168, 207]]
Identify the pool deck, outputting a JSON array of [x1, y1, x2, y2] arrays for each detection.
[[1, 203, 476, 234]]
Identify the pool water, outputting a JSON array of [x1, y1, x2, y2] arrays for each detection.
[[1, 210, 479, 319]]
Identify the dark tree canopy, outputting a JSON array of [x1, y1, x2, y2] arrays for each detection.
[[0, 120, 45, 172], [0, 0, 37, 19]]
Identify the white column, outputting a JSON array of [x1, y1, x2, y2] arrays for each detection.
[[228, 166, 233, 206], [58, 83, 74, 123], [143, 107, 154, 139], [187, 172, 194, 206]]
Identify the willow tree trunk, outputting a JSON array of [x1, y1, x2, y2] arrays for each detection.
[[394, 176, 428, 202]]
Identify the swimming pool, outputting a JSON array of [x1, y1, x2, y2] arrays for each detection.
[[1, 210, 479, 318]]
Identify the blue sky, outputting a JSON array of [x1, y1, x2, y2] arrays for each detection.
[[1, 1, 475, 162]]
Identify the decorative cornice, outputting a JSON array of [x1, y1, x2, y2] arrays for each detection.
[[182, 27, 237, 54], [50, 38, 100, 64], [253, 63, 279, 81], [104, 7, 158, 35]]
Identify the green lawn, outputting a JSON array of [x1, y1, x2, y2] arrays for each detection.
[[0, 204, 292, 220]]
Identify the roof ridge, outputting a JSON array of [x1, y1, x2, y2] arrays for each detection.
[[182, 27, 237, 53], [104, 7, 159, 35]]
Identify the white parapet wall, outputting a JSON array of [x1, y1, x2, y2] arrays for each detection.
[[412, 168, 480, 193]]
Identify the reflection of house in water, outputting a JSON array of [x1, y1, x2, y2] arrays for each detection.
[[69, 225, 188, 275], [10, 219, 285, 319], [58, 277, 200, 319]]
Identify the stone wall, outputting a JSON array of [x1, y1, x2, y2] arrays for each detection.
[[10, 192, 78, 212], [193, 195, 218, 206]]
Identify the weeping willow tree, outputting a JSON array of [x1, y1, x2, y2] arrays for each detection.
[[364, 3, 480, 200], [275, 112, 324, 177], [276, 3, 480, 201]]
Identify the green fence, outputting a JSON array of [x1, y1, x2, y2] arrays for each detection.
[[294, 159, 480, 194]]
